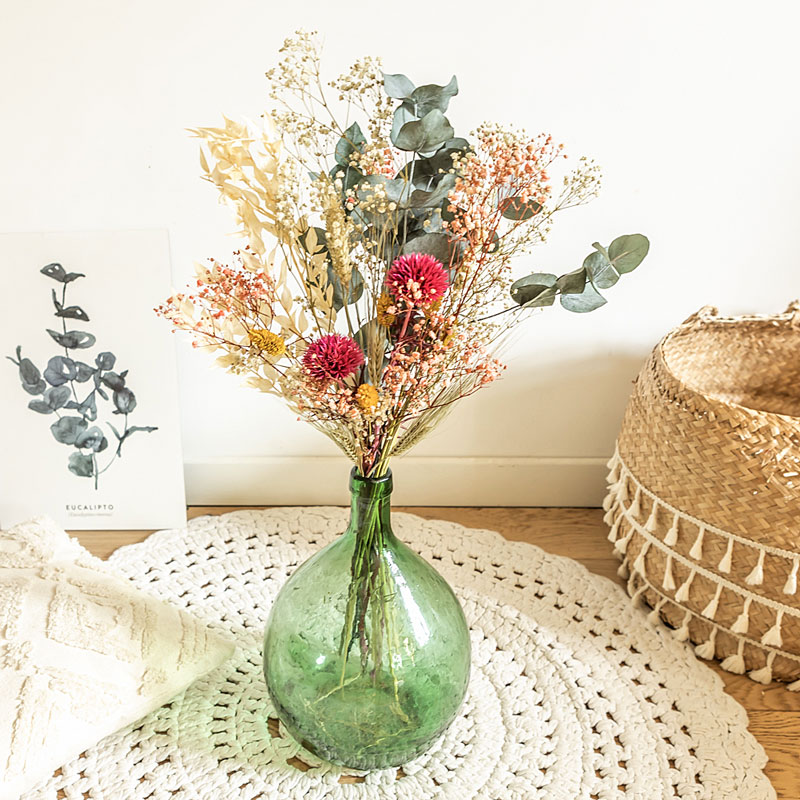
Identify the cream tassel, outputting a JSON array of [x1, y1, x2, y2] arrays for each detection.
[[617, 559, 630, 579], [633, 541, 651, 578], [644, 502, 659, 533], [718, 538, 734, 573], [749, 651, 776, 685], [745, 549, 766, 586], [602, 489, 616, 513], [674, 569, 696, 603], [689, 525, 705, 560], [607, 516, 622, 543], [631, 584, 647, 609], [603, 506, 616, 526], [785, 558, 799, 595], [664, 513, 680, 547], [606, 450, 621, 484], [788, 678, 800, 692], [761, 609, 784, 648], [730, 596, 753, 635], [617, 477, 629, 506], [662, 553, 677, 591], [720, 639, 746, 674], [647, 597, 667, 626], [629, 486, 642, 517], [672, 609, 692, 641], [614, 525, 634, 555], [695, 627, 718, 660], [701, 582, 723, 619]]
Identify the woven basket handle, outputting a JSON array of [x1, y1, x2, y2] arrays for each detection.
[[678, 305, 719, 329], [784, 300, 800, 326]]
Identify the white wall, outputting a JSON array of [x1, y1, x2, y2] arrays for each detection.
[[2, 0, 799, 505]]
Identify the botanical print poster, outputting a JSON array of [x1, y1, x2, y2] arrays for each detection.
[[0, 230, 186, 530]]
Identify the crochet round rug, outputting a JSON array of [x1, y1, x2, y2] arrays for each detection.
[[29, 509, 774, 800]]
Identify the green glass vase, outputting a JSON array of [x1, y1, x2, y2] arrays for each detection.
[[262, 468, 471, 770]]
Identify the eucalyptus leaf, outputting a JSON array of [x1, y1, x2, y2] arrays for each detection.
[[101, 371, 126, 391], [406, 76, 458, 116], [41, 263, 84, 283], [298, 226, 328, 256], [46, 329, 97, 349], [7, 346, 46, 395], [560, 282, 607, 313], [556, 267, 588, 295], [327, 265, 364, 311], [401, 231, 461, 269], [113, 387, 137, 414], [75, 426, 108, 453], [95, 352, 116, 370], [44, 356, 77, 387], [394, 109, 454, 153], [68, 452, 94, 478], [28, 399, 53, 414], [608, 233, 650, 273], [76, 391, 98, 421], [41, 262, 67, 282], [583, 250, 619, 289], [390, 104, 417, 147], [334, 122, 366, 166], [329, 163, 363, 195], [408, 173, 456, 209], [44, 385, 72, 411], [55, 305, 90, 322], [383, 72, 415, 99], [74, 362, 95, 382], [50, 416, 87, 445], [357, 175, 413, 206], [126, 425, 158, 436], [500, 197, 543, 221], [510, 272, 557, 306]]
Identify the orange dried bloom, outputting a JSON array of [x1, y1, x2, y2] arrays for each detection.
[[355, 383, 379, 410], [376, 293, 397, 327], [249, 329, 286, 358]]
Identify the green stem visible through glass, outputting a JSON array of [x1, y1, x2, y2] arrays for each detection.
[[324, 469, 408, 722]]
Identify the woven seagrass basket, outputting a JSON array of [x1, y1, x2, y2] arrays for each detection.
[[605, 302, 800, 686]]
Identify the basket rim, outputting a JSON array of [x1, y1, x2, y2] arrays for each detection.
[[656, 304, 800, 428]]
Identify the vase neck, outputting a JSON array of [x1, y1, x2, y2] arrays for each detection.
[[346, 468, 394, 547]]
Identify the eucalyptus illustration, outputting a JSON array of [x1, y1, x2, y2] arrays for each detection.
[[7, 263, 157, 489]]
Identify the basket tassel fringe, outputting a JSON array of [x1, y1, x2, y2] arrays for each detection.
[[606, 445, 800, 688]]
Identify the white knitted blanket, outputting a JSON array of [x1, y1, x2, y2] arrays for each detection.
[[23, 509, 775, 799]]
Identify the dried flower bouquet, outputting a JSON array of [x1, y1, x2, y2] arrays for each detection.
[[158, 31, 649, 480], [157, 33, 649, 763]]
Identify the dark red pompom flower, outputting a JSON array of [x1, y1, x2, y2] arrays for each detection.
[[385, 253, 449, 308], [302, 334, 364, 384]]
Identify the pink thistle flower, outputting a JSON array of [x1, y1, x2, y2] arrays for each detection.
[[385, 253, 449, 308], [302, 334, 364, 384]]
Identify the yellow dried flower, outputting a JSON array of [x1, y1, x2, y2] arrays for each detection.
[[355, 383, 379, 410], [376, 293, 396, 327], [249, 329, 286, 358]]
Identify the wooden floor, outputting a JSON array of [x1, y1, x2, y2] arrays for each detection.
[[73, 506, 799, 799]]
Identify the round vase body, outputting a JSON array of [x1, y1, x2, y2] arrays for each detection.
[[263, 470, 471, 770]]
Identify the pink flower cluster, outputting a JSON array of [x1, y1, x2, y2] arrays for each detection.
[[302, 334, 364, 384], [385, 253, 449, 309]]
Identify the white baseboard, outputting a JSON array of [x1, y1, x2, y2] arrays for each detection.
[[184, 456, 608, 507]]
